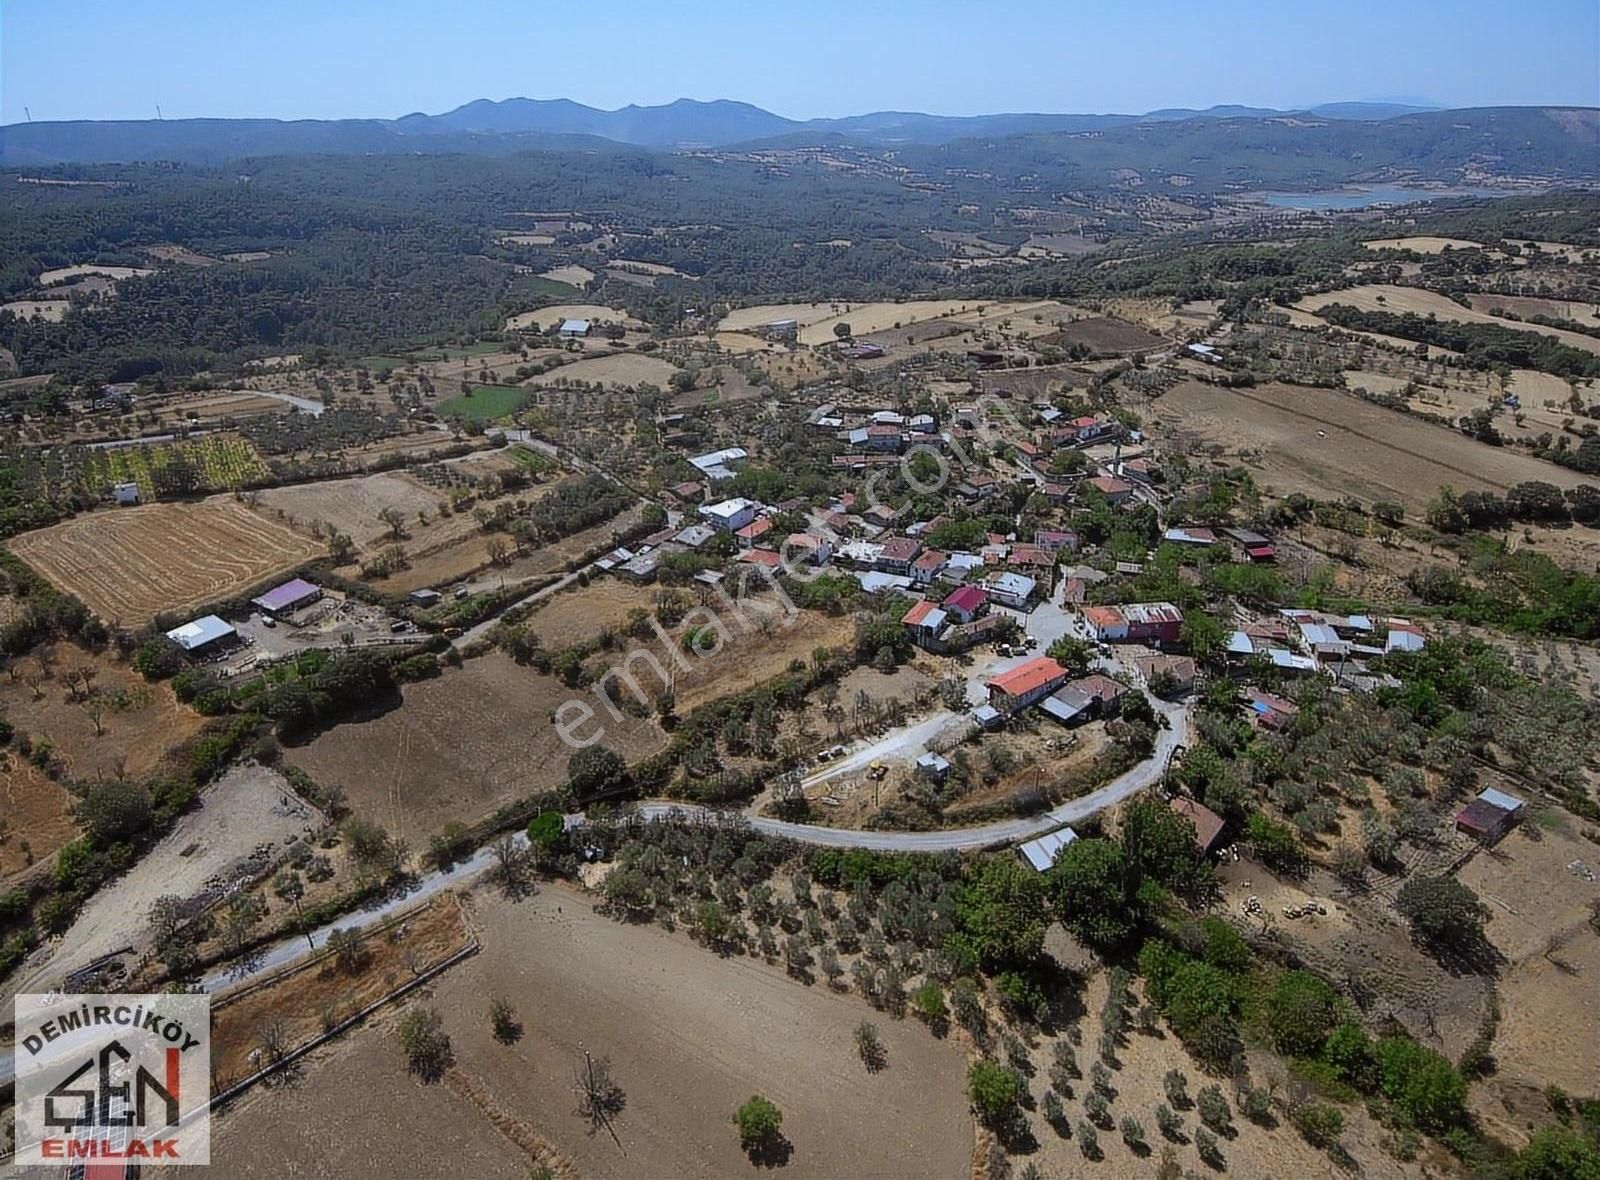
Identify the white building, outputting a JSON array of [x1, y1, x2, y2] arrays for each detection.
[[698, 498, 759, 533], [558, 318, 592, 338], [111, 481, 140, 506], [165, 614, 238, 654], [986, 571, 1039, 609], [1018, 827, 1078, 872], [688, 447, 749, 482]]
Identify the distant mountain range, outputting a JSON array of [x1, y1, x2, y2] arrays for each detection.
[[2, 95, 1453, 165], [3, 96, 1595, 174]]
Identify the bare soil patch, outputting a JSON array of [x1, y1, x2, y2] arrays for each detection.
[[39, 264, 153, 285], [441, 884, 974, 1178], [538, 264, 594, 287], [1152, 380, 1591, 509], [286, 653, 666, 844], [0, 639, 205, 781], [1470, 293, 1600, 328], [523, 352, 681, 389], [11, 496, 323, 625], [7, 763, 318, 997], [209, 894, 473, 1084], [521, 580, 659, 647], [1052, 316, 1169, 354], [251, 472, 452, 548], [0, 759, 76, 881]]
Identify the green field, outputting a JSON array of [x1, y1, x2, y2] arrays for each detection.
[[437, 384, 528, 421], [504, 444, 555, 474], [80, 436, 270, 498], [416, 342, 506, 361]]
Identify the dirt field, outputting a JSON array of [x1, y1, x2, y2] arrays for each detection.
[[200, 882, 971, 1179], [504, 304, 637, 331], [138, 388, 294, 426], [1299, 284, 1600, 355], [1053, 316, 1168, 354], [1152, 380, 1591, 509], [523, 352, 681, 389], [1459, 820, 1600, 1110], [539, 264, 595, 287], [199, 1019, 533, 1180], [286, 653, 666, 844], [0, 759, 76, 880], [664, 605, 855, 713], [1362, 236, 1484, 254], [251, 472, 452, 548], [11, 496, 323, 625], [6, 763, 319, 997], [0, 639, 205, 780], [141, 243, 219, 266], [521, 580, 659, 646], [497, 232, 555, 245], [209, 895, 473, 1083], [0, 299, 69, 321], [1470, 293, 1600, 328], [39, 264, 153, 285], [458, 885, 973, 1177], [717, 299, 1017, 346]]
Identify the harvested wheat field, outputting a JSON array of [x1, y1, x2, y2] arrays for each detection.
[[286, 653, 666, 844], [523, 352, 681, 389], [657, 604, 855, 713], [1361, 236, 1484, 254], [1299, 284, 1600, 354], [1153, 380, 1591, 509], [10, 497, 323, 625]]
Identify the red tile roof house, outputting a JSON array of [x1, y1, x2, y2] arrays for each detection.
[[1086, 476, 1134, 506], [1039, 482, 1072, 504], [783, 532, 832, 565], [910, 548, 948, 585], [1170, 797, 1227, 853], [942, 584, 989, 624], [738, 548, 781, 569], [1008, 544, 1056, 571], [901, 599, 949, 648], [735, 516, 774, 549], [1034, 529, 1078, 552], [986, 656, 1071, 711], [866, 424, 905, 451], [877, 535, 924, 574]]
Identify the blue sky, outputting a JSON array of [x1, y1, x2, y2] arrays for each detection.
[[3, 0, 1597, 123]]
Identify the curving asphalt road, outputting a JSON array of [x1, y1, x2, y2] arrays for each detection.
[[635, 692, 1187, 851]]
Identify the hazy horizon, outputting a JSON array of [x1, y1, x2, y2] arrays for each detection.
[[3, 0, 1596, 125]]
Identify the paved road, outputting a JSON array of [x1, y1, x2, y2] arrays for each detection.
[[638, 690, 1187, 851]]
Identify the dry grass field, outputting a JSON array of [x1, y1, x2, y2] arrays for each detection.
[[523, 352, 681, 389], [1299, 284, 1600, 354], [286, 653, 667, 843], [1362, 236, 1485, 254], [0, 299, 69, 322], [0, 759, 76, 881], [496, 232, 555, 245], [0, 639, 205, 780], [1458, 820, 1600, 1122], [504, 304, 637, 331], [251, 472, 452, 548], [209, 895, 473, 1084], [663, 605, 855, 714], [11, 496, 323, 625], [1469, 292, 1600, 327], [521, 580, 659, 647], [451, 885, 974, 1178], [538, 264, 594, 287], [39, 264, 153, 285], [137, 388, 295, 427], [1053, 316, 1169, 354], [1152, 380, 1591, 508]]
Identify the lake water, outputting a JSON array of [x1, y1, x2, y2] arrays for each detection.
[[1258, 185, 1515, 210]]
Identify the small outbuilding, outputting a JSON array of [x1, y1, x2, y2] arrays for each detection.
[[1018, 827, 1079, 873], [1455, 787, 1525, 843]]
